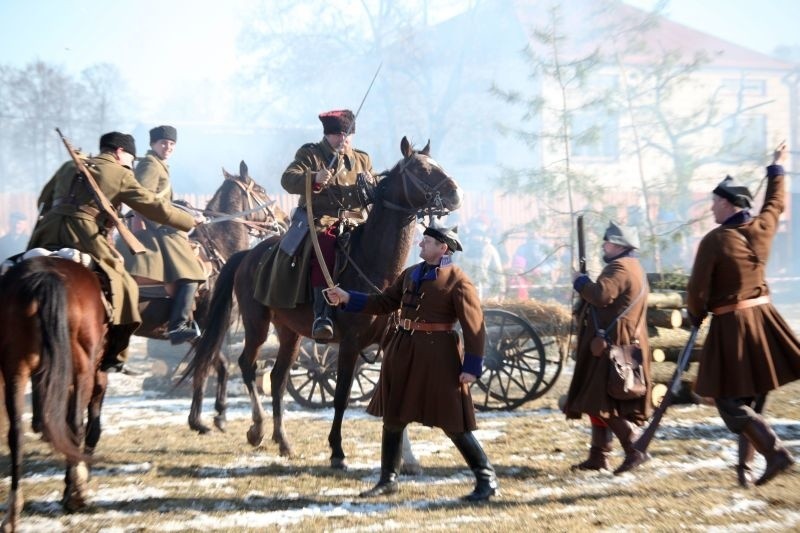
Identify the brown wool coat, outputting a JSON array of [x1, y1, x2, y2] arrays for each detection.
[[357, 262, 485, 434], [688, 170, 800, 398], [565, 256, 652, 424], [119, 151, 207, 283], [29, 154, 195, 326], [254, 138, 374, 308]]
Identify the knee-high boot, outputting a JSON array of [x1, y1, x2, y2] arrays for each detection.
[[572, 424, 613, 471], [736, 434, 755, 488], [607, 417, 649, 475], [360, 426, 404, 497], [168, 281, 200, 345], [449, 431, 498, 501], [311, 287, 334, 342], [741, 415, 794, 486]]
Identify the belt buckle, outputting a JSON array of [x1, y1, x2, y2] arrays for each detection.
[[401, 318, 412, 330]]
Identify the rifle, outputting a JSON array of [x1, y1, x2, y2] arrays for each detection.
[[632, 326, 700, 454], [56, 128, 146, 255], [577, 215, 586, 275]]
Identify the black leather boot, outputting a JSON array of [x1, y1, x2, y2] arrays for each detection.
[[572, 424, 613, 471], [100, 324, 141, 375], [607, 417, 649, 475], [360, 426, 404, 497], [741, 415, 795, 486], [311, 286, 334, 342], [736, 433, 755, 488], [449, 431, 498, 501], [167, 281, 200, 345]]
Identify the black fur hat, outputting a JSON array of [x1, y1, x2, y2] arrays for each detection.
[[423, 219, 462, 252], [713, 175, 753, 208], [99, 131, 136, 158], [149, 125, 177, 143], [319, 109, 355, 135]]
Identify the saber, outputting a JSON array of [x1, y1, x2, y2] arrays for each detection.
[[326, 62, 382, 169], [201, 203, 272, 225]]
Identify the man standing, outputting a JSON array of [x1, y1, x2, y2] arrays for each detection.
[[29, 131, 202, 372], [121, 125, 208, 345], [566, 221, 651, 475], [0, 211, 30, 259], [687, 142, 799, 487], [327, 220, 498, 501], [259, 109, 375, 342]]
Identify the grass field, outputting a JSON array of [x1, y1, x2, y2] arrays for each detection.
[[1, 336, 799, 532]]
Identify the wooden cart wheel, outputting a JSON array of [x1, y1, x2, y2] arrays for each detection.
[[287, 339, 338, 408], [471, 309, 547, 411], [287, 339, 382, 408]]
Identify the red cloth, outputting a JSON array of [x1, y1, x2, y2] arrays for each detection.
[[589, 415, 607, 427], [310, 226, 337, 287]]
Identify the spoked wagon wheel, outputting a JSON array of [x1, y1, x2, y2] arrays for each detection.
[[525, 334, 565, 401], [471, 309, 547, 411], [287, 340, 382, 408], [287, 339, 338, 408], [350, 346, 382, 404]]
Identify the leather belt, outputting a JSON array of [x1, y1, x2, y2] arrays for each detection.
[[52, 199, 101, 219], [712, 295, 771, 315], [398, 319, 456, 332]]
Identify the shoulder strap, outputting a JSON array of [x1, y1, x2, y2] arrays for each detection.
[[591, 275, 647, 340]]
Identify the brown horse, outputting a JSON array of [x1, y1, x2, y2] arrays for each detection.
[[181, 137, 462, 468], [133, 160, 288, 342], [0, 256, 108, 530]]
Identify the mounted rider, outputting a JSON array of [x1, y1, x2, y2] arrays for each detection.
[[255, 109, 376, 342], [119, 125, 208, 345], [28, 132, 202, 372]]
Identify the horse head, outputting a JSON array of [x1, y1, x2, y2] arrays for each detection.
[[376, 136, 462, 218]]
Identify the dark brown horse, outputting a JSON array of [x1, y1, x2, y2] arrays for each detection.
[[181, 137, 462, 468], [133, 160, 288, 341], [0, 256, 107, 530]]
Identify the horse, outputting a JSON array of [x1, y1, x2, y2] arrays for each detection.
[[181, 137, 462, 468], [132, 160, 288, 343], [0, 256, 108, 530]]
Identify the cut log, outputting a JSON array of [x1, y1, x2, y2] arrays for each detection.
[[651, 348, 666, 363], [647, 291, 685, 309], [647, 325, 707, 351], [647, 308, 683, 328]]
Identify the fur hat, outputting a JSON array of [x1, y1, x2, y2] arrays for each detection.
[[603, 221, 640, 250], [149, 125, 177, 144], [423, 219, 462, 252], [319, 109, 355, 135], [99, 131, 136, 158], [713, 175, 753, 208]]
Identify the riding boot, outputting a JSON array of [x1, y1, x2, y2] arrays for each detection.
[[360, 426, 404, 497], [607, 417, 649, 475], [311, 286, 334, 343], [736, 433, 755, 488], [572, 424, 613, 471], [167, 281, 200, 345], [449, 431, 498, 501], [741, 415, 795, 486], [100, 323, 141, 375]]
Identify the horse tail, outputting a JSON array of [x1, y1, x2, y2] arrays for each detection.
[[179, 249, 249, 386], [24, 269, 83, 462]]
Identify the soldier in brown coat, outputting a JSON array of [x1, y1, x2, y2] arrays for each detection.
[[327, 221, 498, 502], [566, 221, 651, 475], [256, 109, 375, 342], [28, 132, 199, 372], [687, 142, 799, 487], [120, 125, 207, 344]]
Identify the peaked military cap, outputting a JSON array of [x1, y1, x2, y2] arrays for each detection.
[[99, 131, 136, 158], [713, 175, 753, 208], [150, 125, 177, 143], [423, 218, 462, 252], [603, 221, 640, 250], [319, 109, 355, 135]]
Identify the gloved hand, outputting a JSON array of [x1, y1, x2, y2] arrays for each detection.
[[688, 311, 707, 328]]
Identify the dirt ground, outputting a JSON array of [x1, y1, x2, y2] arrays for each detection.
[[1, 301, 800, 531]]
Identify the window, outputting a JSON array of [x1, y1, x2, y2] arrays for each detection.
[[721, 78, 766, 96], [722, 115, 767, 158]]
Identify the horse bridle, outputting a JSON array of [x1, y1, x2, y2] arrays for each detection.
[[379, 153, 454, 219], [210, 174, 284, 239]]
